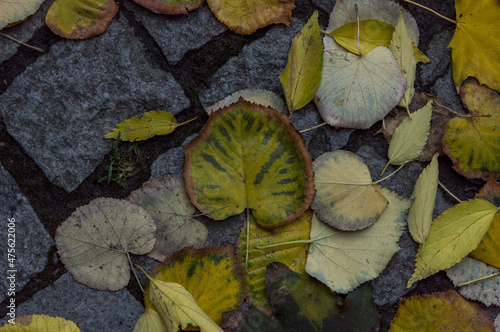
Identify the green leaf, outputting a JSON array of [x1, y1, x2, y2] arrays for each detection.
[[407, 199, 499, 288], [185, 98, 315, 229], [306, 186, 410, 293], [280, 11, 323, 114], [132, 0, 201, 14], [407, 154, 439, 246]]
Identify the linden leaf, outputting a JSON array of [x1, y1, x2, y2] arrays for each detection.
[[280, 11, 323, 114], [385, 99, 432, 168], [206, 0, 295, 35], [185, 98, 314, 230], [45, 0, 118, 39], [0, 0, 44, 29], [306, 186, 410, 293], [132, 0, 201, 14], [390, 290, 495, 331], [407, 154, 439, 246], [133, 306, 167, 332], [407, 199, 499, 288], [448, 0, 500, 91], [314, 46, 406, 129], [145, 246, 245, 327], [55, 198, 156, 291], [312, 150, 388, 231], [104, 111, 195, 142], [238, 211, 312, 309], [127, 177, 208, 262], [443, 78, 500, 179], [205, 89, 285, 115], [0, 315, 81, 331], [470, 178, 500, 268], [446, 257, 500, 307]]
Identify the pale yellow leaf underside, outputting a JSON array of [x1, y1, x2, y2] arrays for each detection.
[[0, 0, 44, 29]]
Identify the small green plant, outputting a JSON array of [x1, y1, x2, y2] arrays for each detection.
[[99, 132, 142, 189]]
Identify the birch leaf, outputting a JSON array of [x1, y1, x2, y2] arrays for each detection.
[[280, 11, 323, 114], [133, 306, 167, 332], [386, 99, 432, 168], [407, 199, 499, 288], [407, 154, 439, 245], [205, 89, 285, 115], [0, 0, 44, 29], [0, 315, 81, 331], [306, 186, 410, 293], [312, 150, 388, 231], [389, 12, 416, 109]]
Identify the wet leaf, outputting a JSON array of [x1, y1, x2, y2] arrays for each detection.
[[185, 98, 314, 230], [312, 150, 388, 231], [206, 89, 285, 115], [0, 315, 81, 331], [407, 154, 439, 246], [390, 290, 495, 331], [45, 0, 118, 39], [306, 186, 410, 293], [448, 0, 500, 91], [407, 199, 499, 288], [206, 0, 294, 35], [55, 198, 156, 290], [132, 0, 201, 14], [133, 306, 167, 332], [280, 11, 323, 114], [127, 177, 208, 262], [443, 78, 500, 178], [0, 0, 44, 29]]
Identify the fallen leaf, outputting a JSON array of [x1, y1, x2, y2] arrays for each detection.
[[312, 150, 388, 231], [185, 98, 314, 230], [407, 199, 499, 288], [280, 11, 323, 114], [133, 306, 167, 332], [390, 290, 495, 331], [448, 0, 500, 91], [0, 0, 44, 29], [306, 186, 410, 293], [407, 154, 439, 246], [206, 0, 295, 35], [223, 307, 283, 332], [443, 78, 500, 178], [206, 89, 285, 115], [238, 211, 311, 309], [145, 246, 245, 327], [446, 257, 500, 307], [132, 0, 201, 14], [0, 315, 81, 331], [127, 177, 208, 262], [45, 0, 118, 39], [470, 178, 500, 268], [55, 198, 156, 290]]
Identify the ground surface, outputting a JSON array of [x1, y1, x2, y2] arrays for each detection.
[[0, 0, 498, 331]]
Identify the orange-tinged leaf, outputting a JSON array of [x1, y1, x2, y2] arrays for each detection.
[[206, 0, 295, 35], [132, 0, 201, 14], [448, 0, 500, 91], [443, 78, 500, 179], [0, 0, 44, 29], [390, 290, 495, 331], [470, 178, 500, 268], [0, 315, 81, 331], [45, 0, 118, 39]]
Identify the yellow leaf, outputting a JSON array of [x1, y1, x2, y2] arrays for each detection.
[[133, 306, 167, 332], [280, 11, 323, 114], [390, 290, 495, 331], [45, 0, 118, 39], [238, 211, 311, 308], [206, 0, 295, 35], [0, 0, 44, 29], [407, 154, 439, 245], [448, 0, 500, 91], [386, 99, 432, 168], [0, 315, 81, 331], [312, 150, 388, 230], [407, 199, 499, 288], [443, 78, 500, 178], [132, 0, 201, 14]]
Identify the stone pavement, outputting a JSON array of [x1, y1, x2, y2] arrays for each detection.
[[0, 0, 497, 331]]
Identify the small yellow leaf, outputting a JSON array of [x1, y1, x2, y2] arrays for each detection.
[[0, 315, 81, 331], [133, 306, 167, 332], [407, 154, 439, 245], [407, 199, 499, 288], [280, 11, 323, 113], [0, 0, 44, 29]]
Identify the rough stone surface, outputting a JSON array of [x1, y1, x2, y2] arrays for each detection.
[[150, 134, 196, 180], [0, 273, 143, 330], [0, 163, 53, 301], [310, 0, 336, 14], [0, 15, 189, 193], [125, 2, 227, 65]]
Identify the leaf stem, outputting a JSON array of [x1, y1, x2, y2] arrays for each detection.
[[245, 208, 250, 274], [176, 117, 198, 127], [0, 32, 45, 52], [438, 180, 462, 203], [129, 258, 145, 294], [372, 164, 405, 184], [457, 272, 500, 287], [355, 4, 362, 56], [400, 0, 457, 24], [255, 239, 313, 250], [299, 122, 327, 133]]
